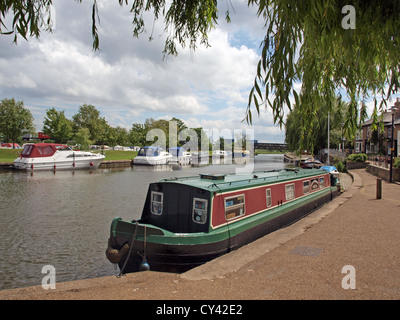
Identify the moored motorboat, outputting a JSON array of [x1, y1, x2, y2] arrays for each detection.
[[133, 146, 172, 165], [283, 152, 309, 165], [300, 157, 323, 169], [167, 147, 192, 165], [106, 168, 339, 274], [13, 143, 105, 171]]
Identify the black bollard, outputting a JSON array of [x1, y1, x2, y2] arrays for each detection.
[[376, 178, 382, 200]]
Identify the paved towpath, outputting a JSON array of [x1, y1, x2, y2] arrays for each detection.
[[1, 169, 399, 300]]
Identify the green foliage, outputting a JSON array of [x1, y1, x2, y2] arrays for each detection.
[[0, 98, 35, 146], [347, 153, 367, 162], [285, 95, 349, 153], [74, 127, 92, 150], [336, 161, 346, 173], [43, 108, 73, 143], [0, 0, 55, 42], [245, 0, 400, 149], [393, 157, 400, 169]]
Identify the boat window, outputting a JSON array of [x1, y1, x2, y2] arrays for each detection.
[[303, 181, 310, 194], [43, 146, 54, 155], [55, 146, 71, 151], [21, 145, 33, 156], [225, 194, 245, 220], [319, 177, 325, 188], [192, 198, 208, 224], [266, 188, 272, 208], [138, 148, 147, 156], [285, 184, 295, 201], [150, 191, 163, 215]]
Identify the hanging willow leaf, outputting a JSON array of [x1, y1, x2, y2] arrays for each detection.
[[2, 0, 400, 142]]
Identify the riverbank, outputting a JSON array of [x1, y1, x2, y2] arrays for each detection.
[[1, 169, 398, 300]]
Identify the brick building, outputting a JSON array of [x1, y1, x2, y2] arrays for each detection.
[[355, 99, 400, 157]]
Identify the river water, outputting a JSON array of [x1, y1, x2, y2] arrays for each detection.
[[0, 154, 286, 290]]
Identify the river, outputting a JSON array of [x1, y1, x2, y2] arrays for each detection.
[[0, 154, 286, 290]]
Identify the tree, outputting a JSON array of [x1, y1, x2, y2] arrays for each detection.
[[129, 123, 148, 146], [72, 104, 104, 143], [74, 127, 92, 150], [245, 1, 400, 137], [285, 95, 350, 153], [4, 0, 400, 147], [42, 108, 73, 143], [0, 98, 35, 147]]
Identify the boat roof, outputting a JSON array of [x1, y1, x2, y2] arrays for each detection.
[[158, 168, 329, 192]]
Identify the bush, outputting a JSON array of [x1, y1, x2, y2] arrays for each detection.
[[347, 153, 367, 162], [394, 157, 400, 168], [336, 161, 347, 173]]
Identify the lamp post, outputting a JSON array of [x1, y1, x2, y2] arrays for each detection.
[[389, 106, 397, 183], [327, 112, 330, 166]]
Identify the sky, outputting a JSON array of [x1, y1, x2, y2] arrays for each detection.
[[0, 0, 287, 143]]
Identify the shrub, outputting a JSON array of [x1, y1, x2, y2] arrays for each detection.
[[394, 157, 400, 168], [336, 161, 347, 173], [347, 153, 367, 162]]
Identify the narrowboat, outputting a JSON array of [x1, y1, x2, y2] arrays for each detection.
[[106, 168, 339, 274], [13, 143, 105, 171]]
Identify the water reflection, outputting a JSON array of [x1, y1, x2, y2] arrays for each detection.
[[0, 154, 285, 290]]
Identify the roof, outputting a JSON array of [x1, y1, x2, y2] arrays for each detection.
[[362, 111, 400, 127], [158, 168, 328, 192]]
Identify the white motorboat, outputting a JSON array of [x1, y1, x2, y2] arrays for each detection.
[[212, 150, 228, 157], [133, 146, 172, 165], [168, 147, 192, 165], [13, 143, 105, 171]]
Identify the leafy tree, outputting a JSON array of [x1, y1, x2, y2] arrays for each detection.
[[74, 127, 92, 150], [113, 126, 129, 146], [245, 1, 400, 137], [285, 95, 350, 153], [72, 104, 104, 143], [129, 123, 148, 146], [0, 98, 35, 147], [42, 108, 73, 143]]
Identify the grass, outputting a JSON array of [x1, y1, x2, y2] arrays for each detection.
[[97, 150, 138, 161], [0, 148, 138, 162], [0, 148, 20, 162]]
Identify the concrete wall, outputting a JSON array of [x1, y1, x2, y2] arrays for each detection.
[[366, 164, 400, 182], [347, 161, 369, 170]]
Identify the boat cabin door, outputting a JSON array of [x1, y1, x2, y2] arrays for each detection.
[[163, 184, 209, 234]]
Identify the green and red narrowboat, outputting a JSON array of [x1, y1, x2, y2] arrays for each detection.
[[106, 168, 339, 274]]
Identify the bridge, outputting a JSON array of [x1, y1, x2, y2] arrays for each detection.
[[254, 142, 288, 151]]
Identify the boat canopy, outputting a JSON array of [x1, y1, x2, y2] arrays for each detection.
[[137, 146, 164, 157], [21, 143, 70, 158], [168, 147, 186, 156]]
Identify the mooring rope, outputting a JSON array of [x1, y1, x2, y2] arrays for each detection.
[[118, 221, 139, 277]]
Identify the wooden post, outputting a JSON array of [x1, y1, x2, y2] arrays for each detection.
[[376, 178, 382, 200]]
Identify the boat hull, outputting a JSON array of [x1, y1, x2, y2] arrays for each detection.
[[108, 187, 337, 273], [133, 157, 170, 165], [13, 157, 104, 170]]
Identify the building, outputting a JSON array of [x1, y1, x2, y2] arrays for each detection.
[[355, 99, 400, 157]]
